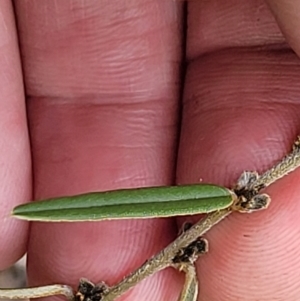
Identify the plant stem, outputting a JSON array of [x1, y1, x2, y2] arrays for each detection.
[[251, 136, 300, 190], [0, 285, 74, 300], [104, 208, 231, 301]]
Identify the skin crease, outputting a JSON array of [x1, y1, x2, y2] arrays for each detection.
[[0, 0, 300, 300]]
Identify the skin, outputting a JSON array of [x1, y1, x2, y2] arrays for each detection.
[[1, 0, 300, 300]]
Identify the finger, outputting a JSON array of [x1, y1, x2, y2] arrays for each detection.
[[177, 1, 300, 300], [14, 1, 184, 300], [186, 0, 286, 59], [265, 0, 300, 56], [0, 1, 30, 270]]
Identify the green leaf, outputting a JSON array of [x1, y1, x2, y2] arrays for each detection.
[[12, 184, 235, 222]]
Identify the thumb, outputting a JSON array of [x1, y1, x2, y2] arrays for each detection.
[[266, 0, 300, 56]]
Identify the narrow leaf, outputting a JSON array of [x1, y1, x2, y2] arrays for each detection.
[[12, 184, 235, 222]]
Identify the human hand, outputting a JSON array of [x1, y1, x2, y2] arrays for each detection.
[[1, 1, 300, 300]]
